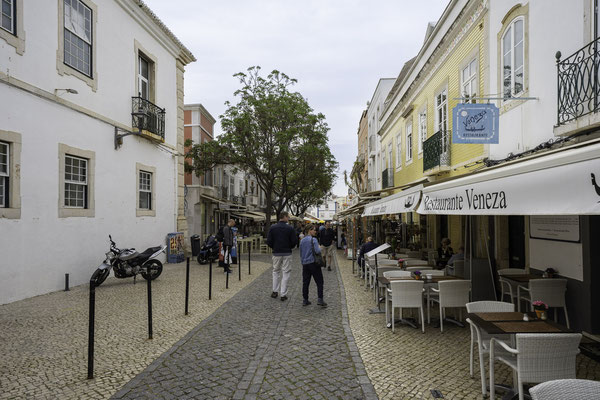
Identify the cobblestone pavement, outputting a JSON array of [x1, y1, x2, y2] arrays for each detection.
[[0, 255, 271, 400], [337, 251, 600, 399], [112, 250, 376, 400]]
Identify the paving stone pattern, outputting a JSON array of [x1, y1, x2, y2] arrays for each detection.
[[112, 251, 376, 400]]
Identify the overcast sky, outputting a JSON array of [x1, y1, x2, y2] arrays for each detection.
[[143, 0, 449, 196]]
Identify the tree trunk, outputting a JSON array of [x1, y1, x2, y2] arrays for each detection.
[[264, 193, 273, 237]]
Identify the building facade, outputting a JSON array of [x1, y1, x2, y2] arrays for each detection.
[[367, 78, 395, 192], [0, 0, 194, 304]]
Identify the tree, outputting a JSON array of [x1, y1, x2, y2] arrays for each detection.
[[185, 67, 338, 234]]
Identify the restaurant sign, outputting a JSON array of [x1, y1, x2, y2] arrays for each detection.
[[452, 103, 499, 144]]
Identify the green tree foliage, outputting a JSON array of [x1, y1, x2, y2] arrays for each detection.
[[185, 67, 338, 233]]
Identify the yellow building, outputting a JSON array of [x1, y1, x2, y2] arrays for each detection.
[[378, 0, 488, 250]]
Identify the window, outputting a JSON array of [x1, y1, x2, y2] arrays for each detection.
[[502, 18, 524, 99], [435, 89, 448, 133], [63, 0, 92, 77], [64, 155, 88, 208], [381, 150, 386, 172], [418, 111, 427, 154], [406, 122, 413, 162], [139, 171, 152, 210], [462, 58, 478, 103], [387, 143, 392, 171], [1, 0, 14, 34], [395, 132, 402, 169], [138, 55, 150, 99], [0, 141, 8, 207]]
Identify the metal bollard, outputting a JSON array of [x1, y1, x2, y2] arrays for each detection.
[[238, 247, 241, 281], [65, 273, 70, 291], [226, 264, 229, 289], [185, 257, 190, 315], [208, 258, 213, 300], [87, 279, 95, 379], [147, 274, 153, 340], [248, 243, 251, 275]]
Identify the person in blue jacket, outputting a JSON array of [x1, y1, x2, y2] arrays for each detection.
[[299, 224, 327, 307]]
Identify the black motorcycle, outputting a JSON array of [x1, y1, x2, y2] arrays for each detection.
[[91, 235, 166, 287], [197, 235, 219, 265]]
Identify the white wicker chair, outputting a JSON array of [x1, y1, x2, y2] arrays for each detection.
[[490, 333, 582, 400], [387, 280, 425, 333], [529, 379, 600, 400], [374, 266, 403, 302], [465, 301, 515, 397], [517, 278, 570, 328], [383, 270, 412, 279], [428, 280, 471, 332], [498, 268, 527, 304]]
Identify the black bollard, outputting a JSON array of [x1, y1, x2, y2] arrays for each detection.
[[226, 265, 229, 289], [238, 246, 241, 281], [208, 258, 213, 300], [147, 274, 153, 340], [185, 257, 190, 315], [87, 279, 95, 379], [65, 273, 70, 291], [248, 243, 251, 275]]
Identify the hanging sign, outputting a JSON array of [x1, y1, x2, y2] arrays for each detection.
[[453, 103, 499, 144]]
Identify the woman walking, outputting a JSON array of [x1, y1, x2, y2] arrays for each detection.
[[299, 225, 327, 307]]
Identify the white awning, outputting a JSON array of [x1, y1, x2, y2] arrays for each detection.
[[417, 141, 600, 215], [362, 184, 423, 217]]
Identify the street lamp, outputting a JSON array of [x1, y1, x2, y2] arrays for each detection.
[[114, 109, 146, 150]]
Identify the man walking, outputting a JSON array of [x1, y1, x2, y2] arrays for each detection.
[[300, 224, 327, 307], [222, 219, 235, 274], [267, 212, 297, 301], [319, 221, 336, 271]]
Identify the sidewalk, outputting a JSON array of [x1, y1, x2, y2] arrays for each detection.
[[0, 256, 271, 400]]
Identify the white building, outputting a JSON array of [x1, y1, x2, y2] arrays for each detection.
[[367, 78, 395, 191], [0, 0, 195, 304], [306, 196, 338, 221]]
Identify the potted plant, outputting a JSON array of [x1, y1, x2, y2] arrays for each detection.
[[532, 300, 548, 320], [543, 268, 557, 278], [413, 270, 422, 280]]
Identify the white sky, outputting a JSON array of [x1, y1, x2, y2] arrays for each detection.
[[143, 0, 449, 196]]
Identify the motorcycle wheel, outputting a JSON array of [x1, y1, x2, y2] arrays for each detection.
[[91, 268, 110, 287], [141, 260, 163, 281], [197, 255, 208, 265]]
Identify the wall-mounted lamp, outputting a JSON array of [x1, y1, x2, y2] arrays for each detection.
[[54, 88, 78, 95], [114, 110, 146, 150]]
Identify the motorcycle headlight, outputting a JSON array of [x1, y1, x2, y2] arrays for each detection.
[[105, 251, 116, 261]]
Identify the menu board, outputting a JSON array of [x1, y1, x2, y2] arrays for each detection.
[[529, 215, 580, 242]]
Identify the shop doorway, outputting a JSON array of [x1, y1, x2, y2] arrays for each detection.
[[508, 216, 526, 268]]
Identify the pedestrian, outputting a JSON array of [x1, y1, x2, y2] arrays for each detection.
[[222, 219, 235, 274], [319, 221, 337, 271], [358, 236, 378, 278], [267, 211, 298, 301], [299, 224, 327, 307]]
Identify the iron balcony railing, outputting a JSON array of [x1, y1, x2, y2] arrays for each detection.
[[132, 96, 165, 139], [423, 129, 451, 172], [556, 38, 600, 125], [382, 168, 394, 188]]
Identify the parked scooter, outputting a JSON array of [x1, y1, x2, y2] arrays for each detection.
[[90, 235, 166, 287], [197, 235, 219, 265]]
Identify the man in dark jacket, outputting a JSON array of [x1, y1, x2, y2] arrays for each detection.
[[267, 212, 298, 301], [221, 219, 235, 274], [358, 236, 378, 278], [318, 221, 336, 271]]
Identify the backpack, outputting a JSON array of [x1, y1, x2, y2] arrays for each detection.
[[216, 226, 225, 242]]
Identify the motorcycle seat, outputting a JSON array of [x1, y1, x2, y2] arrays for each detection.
[[140, 246, 162, 258]]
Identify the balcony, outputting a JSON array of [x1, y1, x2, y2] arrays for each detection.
[[232, 195, 246, 206], [423, 130, 451, 174], [556, 38, 600, 133], [218, 185, 229, 200], [382, 168, 394, 188], [132, 97, 165, 142]]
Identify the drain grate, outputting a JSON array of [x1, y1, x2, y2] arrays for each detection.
[[430, 389, 444, 398]]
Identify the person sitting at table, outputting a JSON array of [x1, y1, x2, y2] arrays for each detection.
[[436, 238, 453, 269], [358, 236, 378, 278], [447, 245, 464, 266]]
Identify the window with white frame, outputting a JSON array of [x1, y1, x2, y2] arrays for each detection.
[[406, 122, 413, 162], [502, 18, 524, 99], [139, 170, 152, 210], [0, 141, 8, 208], [138, 55, 150, 100], [418, 111, 427, 154], [461, 58, 478, 103], [435, 89, 448, 133], [1, 0, 14, 34], [381, 150, 386, 172], [64, 155, 88, 208], [63, 0, 92, 77], [395, 132, 402, 168]]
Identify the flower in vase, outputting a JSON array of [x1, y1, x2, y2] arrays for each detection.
[[532, 300, 547, 310]]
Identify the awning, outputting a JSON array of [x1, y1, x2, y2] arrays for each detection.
[[232, 212, 263, 220], [362, 184, 423, 217], [417, 141, 600, 215], [244, 211, 266, 221]]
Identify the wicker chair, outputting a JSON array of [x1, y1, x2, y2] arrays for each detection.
[[498, 268, 527, 304], [374, 266, 403, 302], [529, 379, 600, 400], [428, 280, 471, 332], [465, 301, 515, 397], [383, 270, 412, 279], [387, 280, 425, 333], [517, 278, 570, 328], [490, 333, 582, 400]]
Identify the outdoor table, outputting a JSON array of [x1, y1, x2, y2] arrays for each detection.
[[466, 312, 571, 335], [238, 238, 252, 254], [499, 274, 542, 284]]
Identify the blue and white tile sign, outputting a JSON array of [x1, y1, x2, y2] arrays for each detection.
[[452, 103, 499, 144]]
